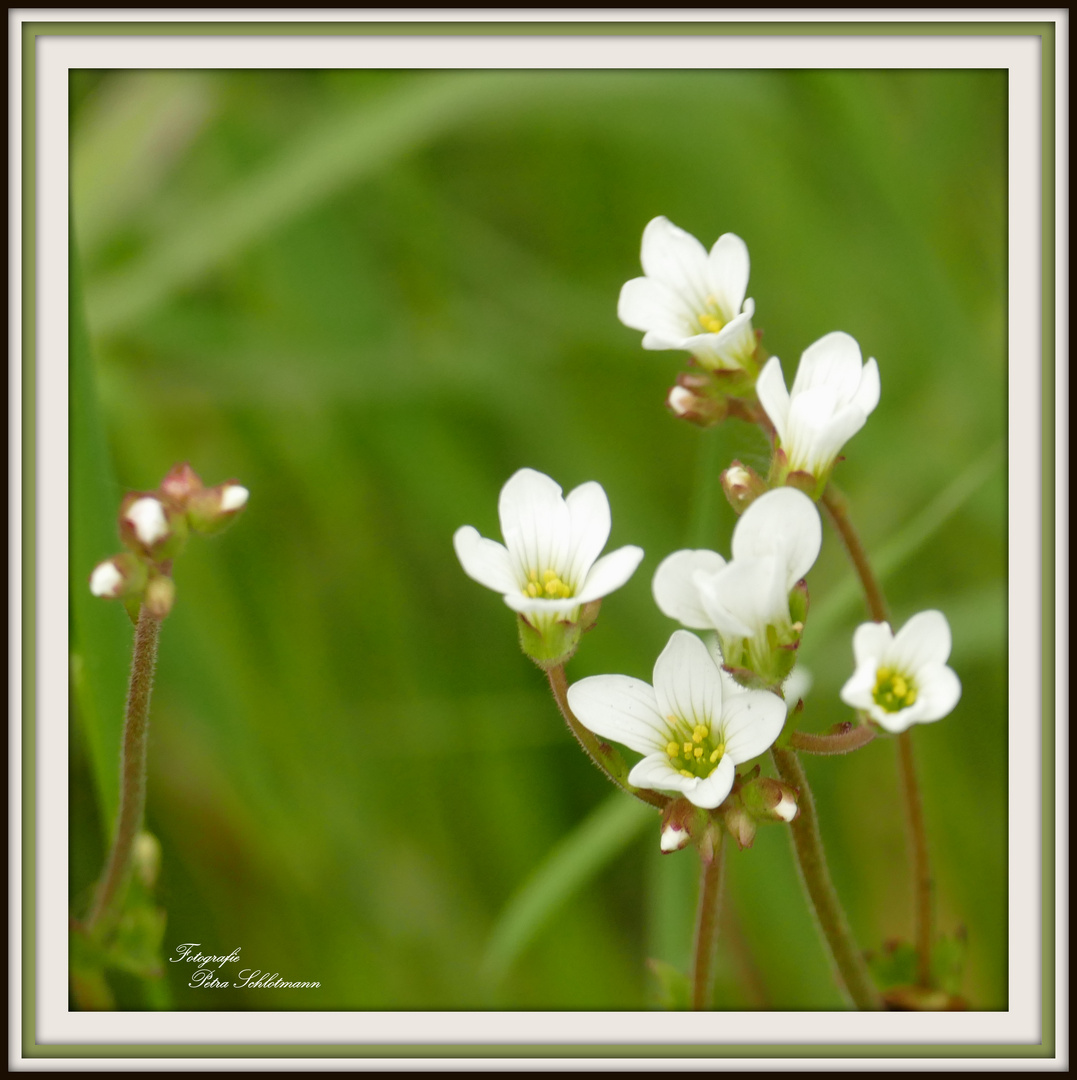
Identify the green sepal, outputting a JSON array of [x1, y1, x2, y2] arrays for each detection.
[[517, 614, 582, 670]]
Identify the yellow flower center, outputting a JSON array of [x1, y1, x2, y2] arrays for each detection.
[[872, 666, 918, 713], [522, 568, 574, 600], [664, 718, 724, 780], [697, 294, 725, 335]]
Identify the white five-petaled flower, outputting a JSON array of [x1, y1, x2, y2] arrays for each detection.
[[756, 331, 881, 481], [567, 630, 787, 809], [453, 468, 644, 631], [617, 216, 758, 373], [840, 610, 962, 733], [652, 488, 821, 678]]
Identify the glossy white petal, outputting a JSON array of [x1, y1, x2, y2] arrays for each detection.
[[913, 663, 962, 722], [567, 675, 667, 756], [852, 621, 895, 666], [564, 481, 612, 589], [697, 558, 787, 638], [576, 545, 645, 604], [681, 754, 737, 809], [756, 356, 791, 440], [453, 526, 519, 594], [498, 468, 571, 580], [639, 216, 710, 308], [652, 630, 723, 728], [731, 487, 822, 587], [220, 484, 249, 511], [618, 276, 696, 338], [684, 304, 757, 370], [628, 752, 691, 793], [503, 592, 580, 618], [705, 233, 750, 319], [888, 609, 953, 671], [652, 549, 728, 629], [718, 690, 787, 763], [854, 357, 882, 415], [839, 660, 878, 710], [791, 331, 865, 400]]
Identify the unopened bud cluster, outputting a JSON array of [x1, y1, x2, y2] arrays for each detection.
[[90, 462, 248, 621]]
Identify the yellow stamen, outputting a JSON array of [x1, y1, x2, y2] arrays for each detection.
[[709, 749, 721, 764], [693, 747, 703, 760], [666, 742, 680, 757], [683, 742, 693, 756]]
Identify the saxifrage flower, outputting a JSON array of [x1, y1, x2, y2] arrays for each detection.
[[756, 330, 880, 488], [567, 630, 787, 809], [617, 216, 758, 373], [453, 468, 644, 660], [840, 610, 961, 733]]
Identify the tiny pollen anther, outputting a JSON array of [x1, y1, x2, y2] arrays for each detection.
[[683, 742, 693, 755], [693, 747, 704, 760], [709, 749, 721, 763], [666, 742, 680, 757]]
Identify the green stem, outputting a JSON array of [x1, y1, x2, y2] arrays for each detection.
[[546, 666, 668, 811], [897, 731, 934, 987], [771, 745, 881, 1009], [84, 605, 161, 933], [691, 831, 725, 1010], [821, 483, 935, 989]]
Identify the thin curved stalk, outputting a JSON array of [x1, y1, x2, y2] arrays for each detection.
[[691, 832, 725, 1010], [84, 605, 161, 933], [791, 721, 876, 756]]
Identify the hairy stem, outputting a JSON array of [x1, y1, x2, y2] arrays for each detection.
[[897, 731, 934, 986], [821, 483, 935, 988], [547, 665, 668, 811], [691, 832, 725, 1010], [85, 605, 161, 933], [771, 745, 881, 1009], [791, 721, 877, 756]]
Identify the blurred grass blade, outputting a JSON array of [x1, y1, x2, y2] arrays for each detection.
[[808, 441, 1004, 644], [482, 794, 653, 987], [70, 222, 130, 832]]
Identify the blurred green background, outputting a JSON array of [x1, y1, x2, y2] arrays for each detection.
[[68, 68, 1007, 1011]]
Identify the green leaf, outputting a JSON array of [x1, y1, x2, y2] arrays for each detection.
[[646, 957, 692, 1010], [481, 793, 653, 986]]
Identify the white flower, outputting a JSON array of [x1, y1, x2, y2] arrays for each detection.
[[453, 468, 644, 631], [617, 216, 758, 372], [756, 331, 880, 480], [652, 488, 821, 679], [840, 611, 962, 733], [124, 496, 169, 546], [567, 630, 787, 809]]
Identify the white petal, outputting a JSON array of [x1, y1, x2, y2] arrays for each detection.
[[784, 392, 868, 474], [90, 561, 124, 598], [660, 825, 690, 852], [697, 557, 787, 637], [731, 487, 822, 588], [868, 701, 923, 734], [853, 357, 881, 415], [685, 305, 756, 370], [705, 232, 750, 319], [639, 216, 710, 308], [683, 754, 736, 809], [791, 331, 865, 401], [840, 659, 879, 710], [220, 485, 249, 511], [889, 610, 953, 672], [652, 630, 723, 727], [852, 621, 895, 665], [576, 545, 644, 603], [629, 752, 692, 794], [498, 468, 571, 579], [567, 675, 668, 755], [914, 663, 962, 721], [564, 481, 611, 588], [652, 549, 727, 629], [719, 689, 787, 763], [453, 526, 519, 594], [502, 593, 580, 619], [618, 276, 696, 337], [756, 356, 791, 441], [125, 497, 168, 546]]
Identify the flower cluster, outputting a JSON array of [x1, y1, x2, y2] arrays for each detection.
[[452, 215, 962, 856], [90, 462, 248, 620]]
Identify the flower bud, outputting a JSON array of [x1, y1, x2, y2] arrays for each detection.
[[665, 375, 727, 428], [186, 482, 250, 535], [89, 553, 147, 599], [740, 775, 800, 823], [722, 802, 757, 850], [720, 460, 768, 514], [658, 797, 708, 855], [159, 462, 204, 507], [119, 493, 188, 561], [143, 575, 176, 620]]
